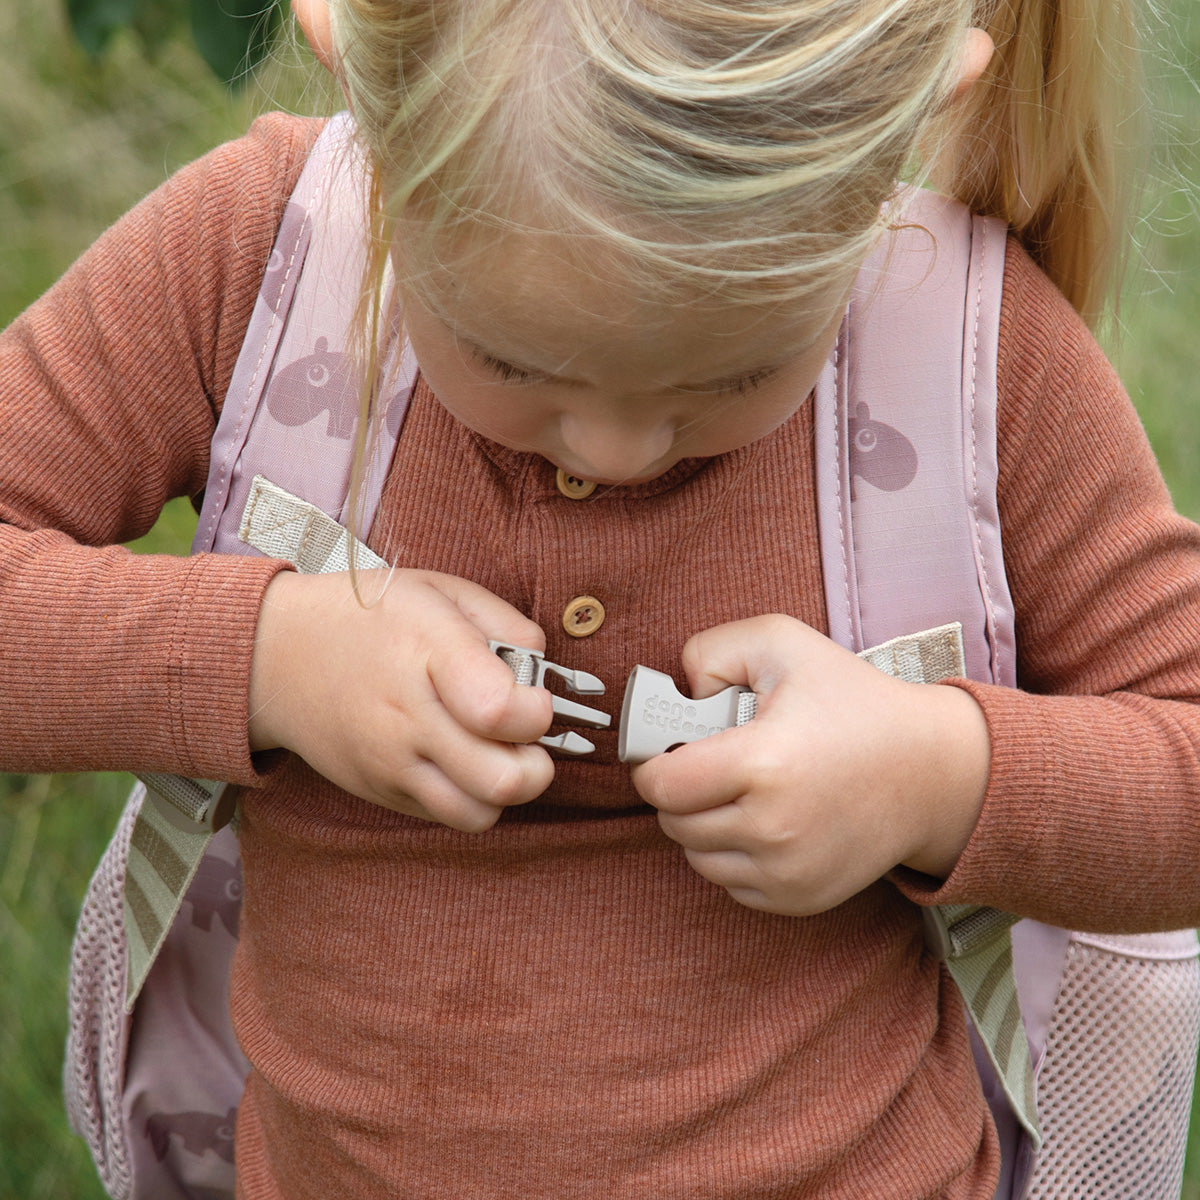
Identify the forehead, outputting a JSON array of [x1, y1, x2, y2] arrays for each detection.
[[400, 224, 844, 379]]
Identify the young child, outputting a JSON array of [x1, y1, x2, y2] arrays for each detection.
[[4, 0, 1200, 1196]]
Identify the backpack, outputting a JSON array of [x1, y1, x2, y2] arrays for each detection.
[[63, 113, 1200, 1200]]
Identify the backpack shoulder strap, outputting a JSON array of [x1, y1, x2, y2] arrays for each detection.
[[193, 110, 416, 557], [813, 190, 1041, 1151], [815, 187, 1014, 686]]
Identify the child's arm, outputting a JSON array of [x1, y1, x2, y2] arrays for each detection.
[[0, 116, 316, 785], [0, 114, 554, 828], [638, 244, 1200, 934], [902, 244, 1200, 932], [248, 568, 554, 831], [631, 614, 990, 916]]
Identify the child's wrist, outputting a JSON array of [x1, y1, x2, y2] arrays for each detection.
[[247, 570, 303, 753], [899, 683, 991, 881]]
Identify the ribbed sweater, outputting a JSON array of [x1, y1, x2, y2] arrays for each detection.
[[4, 114, 1200, 1198]]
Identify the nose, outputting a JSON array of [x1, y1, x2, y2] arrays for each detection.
[[558, 410, 676, 484]]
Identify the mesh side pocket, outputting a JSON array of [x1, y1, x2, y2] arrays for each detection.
[[1026, 932, 1200, 1200], [63, 789, 143, 1200]]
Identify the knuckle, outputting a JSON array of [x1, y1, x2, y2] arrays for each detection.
[[680, 634, 706, 676], [759, 613, 796, 640], [478, 749, 544, 809], [749, 811, 796, 851], [744, 744, 791, 794], [514, 619, 546, 654], [471, 676, 521, 738]]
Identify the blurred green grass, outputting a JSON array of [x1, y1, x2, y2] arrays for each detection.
[[0, 0, 1198, 1197], [0, 2, 325, 1195]]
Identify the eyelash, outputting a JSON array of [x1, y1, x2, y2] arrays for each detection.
[[474, 352, 546, 385], [709, 367, 778, 396], [474, 349, 779, 396]]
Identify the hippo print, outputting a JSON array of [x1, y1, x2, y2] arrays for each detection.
[[847, 402, 918, 497], [265, 337, 358, 438], [265, 337, 411, 442], [145, 1107, 237, 1164], [183, 854, 243, 938]]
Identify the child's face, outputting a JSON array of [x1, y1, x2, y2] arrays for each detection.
[[398, 231, 847, 486]]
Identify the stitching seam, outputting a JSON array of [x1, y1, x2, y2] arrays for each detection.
[[201, 123, 340, 548], [831, 328, 855, 642], [967, 218, 1000, 682]]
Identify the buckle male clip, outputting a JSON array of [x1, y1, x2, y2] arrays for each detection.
[[490, 641, 611, 756]]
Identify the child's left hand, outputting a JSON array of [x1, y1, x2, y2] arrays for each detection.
[[630, 616, 991, 916]]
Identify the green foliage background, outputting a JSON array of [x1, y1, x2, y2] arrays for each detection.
[[65, 0, 288, 85], [0, 0, 1197, 1195]]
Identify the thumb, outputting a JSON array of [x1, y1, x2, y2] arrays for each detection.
[[679, 615, 794, 700], [424, 572, 547, 656]]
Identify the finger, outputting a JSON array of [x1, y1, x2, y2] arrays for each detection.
[[367, 757, 522, 833], [679, 847, 761, 893], [410, 689, 555, 805], [656, 802, 749, 852], [426, 573, 547, 656], [680, 614, 807, 700], [679, 619, 763, 699], [631, 726, 750, 814], [431, 639, 556, 746]]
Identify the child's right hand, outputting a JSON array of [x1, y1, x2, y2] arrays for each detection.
[[247, 569, 555, 830]]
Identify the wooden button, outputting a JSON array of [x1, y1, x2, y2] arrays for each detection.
[[555, 468, 597, 500], [562, 595, 605, 637]]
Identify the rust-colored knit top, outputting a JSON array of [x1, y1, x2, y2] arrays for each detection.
[[4, 115, 1200, 1199]]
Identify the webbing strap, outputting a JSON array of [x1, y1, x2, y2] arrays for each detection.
[[123, 782, 223, 1008], [944, 923, 1038, 1142], [855, 623, 965, 684], [861, 623, 1039, 1148], [239, 474, 387, 572]]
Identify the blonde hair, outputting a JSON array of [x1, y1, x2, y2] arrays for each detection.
[[326, 0, 1146, 334], [330, 0, 975, 314], [935, 0, 1147, 326], [322, 0, 1148, 568]]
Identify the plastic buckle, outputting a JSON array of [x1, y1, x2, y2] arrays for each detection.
[[138, 773, 236, 833], [617, 665, 756, 764], [490, 641, 611, 756]]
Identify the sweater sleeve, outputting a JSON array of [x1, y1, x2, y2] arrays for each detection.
[[0, 113, 322, 784], [893, 243, 1200, 932]]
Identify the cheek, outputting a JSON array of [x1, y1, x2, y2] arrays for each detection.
[[685, 388, 805, 458], [417, 359, 550, 447], [402, 324, 524, 439]]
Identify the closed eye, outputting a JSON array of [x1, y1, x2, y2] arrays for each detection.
[[471, 342, 781, 396], [680, 365, 783, 397], [713, 366, 780, 396], [472, 349, 550, 386]]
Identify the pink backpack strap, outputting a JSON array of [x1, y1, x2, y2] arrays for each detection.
[[815, 187, 1015, 687], [816, 189, 1200, 1200], [122, 113, 414, 1007], [194, 111, 417, 556], [815, 189, 1044, 1181]]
